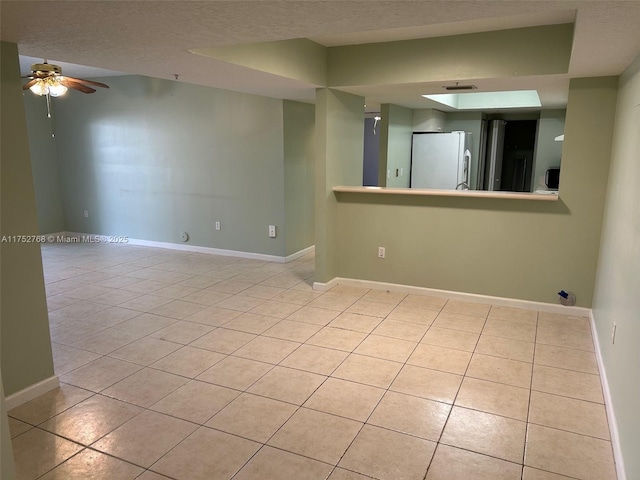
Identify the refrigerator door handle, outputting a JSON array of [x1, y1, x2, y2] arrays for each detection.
[[456, 149, 471, 189], [463, 149, 471, 175]]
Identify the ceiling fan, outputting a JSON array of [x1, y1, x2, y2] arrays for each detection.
[[22, 60, 109, 97]]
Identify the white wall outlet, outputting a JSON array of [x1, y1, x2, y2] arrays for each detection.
[[180, 232, 189, 242], [268, 225, 277, 238], [612, 322, 617, 344], [215, 221, 221, 231], [378, 246, 386, 258], [387, 169, 390, 179], [83, 210, 89, 218], [400, 167, 404, 176]]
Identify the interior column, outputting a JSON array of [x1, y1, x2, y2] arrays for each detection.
[[314, 88, 364, 285]]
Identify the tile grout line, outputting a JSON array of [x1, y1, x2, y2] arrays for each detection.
[[328, 296, 446, 479], [521, 309, 540, 480], [211, 288, 371, 480], [426, 302, 492, 479]]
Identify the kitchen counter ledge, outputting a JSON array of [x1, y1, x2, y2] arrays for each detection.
[[333, 186, 559, 201]]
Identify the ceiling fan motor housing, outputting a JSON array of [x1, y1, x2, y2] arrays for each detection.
[[31, 63, 62, 76]]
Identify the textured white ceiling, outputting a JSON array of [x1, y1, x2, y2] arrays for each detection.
[[3, 1, 640, 109]]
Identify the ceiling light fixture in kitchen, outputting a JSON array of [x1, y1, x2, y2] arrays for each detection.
[[443, 83, 477, 91], [422, 90, 541, 110]]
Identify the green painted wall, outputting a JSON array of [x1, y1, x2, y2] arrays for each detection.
[[22, 94, 65, 234], [328, 24, 573, 87], [50, 75, 287, 256], [283, 100, 315, 256], [533, 109, 565, 190], [383, 104, 412, 188], [315, 89, 364, 283], [335, 77, 617, 307], [1, 42, 54, 395], [191, 39, 327, 86], [1, 56, 17, 476], [1, 376, 16, 480], [0, 372, 16, 480], [592, 54, 640, 480]]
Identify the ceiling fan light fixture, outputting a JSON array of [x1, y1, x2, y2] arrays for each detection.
[[29, 81, 49, 96], [28, 78, 68, 97], [48, 81, 68, 97]]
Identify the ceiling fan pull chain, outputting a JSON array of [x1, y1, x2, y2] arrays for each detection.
[[46, 93, 52, 119], [44, 93, 57, 138]]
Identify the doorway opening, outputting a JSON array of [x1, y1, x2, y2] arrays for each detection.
[[363, 115, 380, 186], [481, 118, 538, 192]]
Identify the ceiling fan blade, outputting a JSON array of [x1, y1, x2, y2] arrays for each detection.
[[64, 76, 109, 89], [59, 78, 96, 94], [22, 79, 38, 90]]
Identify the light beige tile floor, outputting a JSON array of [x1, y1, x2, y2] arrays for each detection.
[[9, 242, 617, 479]]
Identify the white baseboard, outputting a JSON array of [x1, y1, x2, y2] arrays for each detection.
[[126, 237, 285, 263], [57, 232, 313, 265], [285, 245, 315, 263], [5, 375, 60, 410], [319, 277, 591, 317], [590, 310, 626, 480], [313, 277, 339, 291]]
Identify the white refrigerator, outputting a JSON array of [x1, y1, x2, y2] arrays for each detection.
[[410, 131, 472, 190]]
